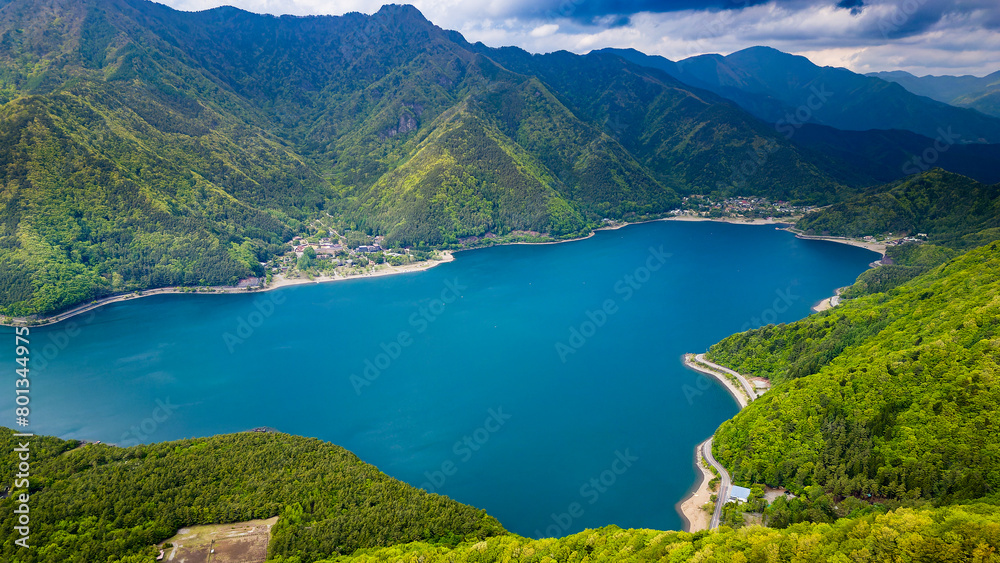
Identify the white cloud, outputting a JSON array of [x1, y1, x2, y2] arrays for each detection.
[[155, 0, 1000, 76], [530, 23, 560, 37]]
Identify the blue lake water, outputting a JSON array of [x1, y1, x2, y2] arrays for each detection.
[[1, 220, 877, 537]]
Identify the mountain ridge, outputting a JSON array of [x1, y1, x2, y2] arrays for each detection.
[[0, 0, 885, 316]]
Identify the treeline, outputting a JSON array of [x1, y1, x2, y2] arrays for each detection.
[[327, 504, 1000, 562], [0, 83, 322, 316], [0, 429, 505, 563], [840, 243, 958, 299], [795, 168, 1000, 246], [708, 240, 1000, 502]]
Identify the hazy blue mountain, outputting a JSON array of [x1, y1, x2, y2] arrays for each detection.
[[601, 46, 1000, 143], [869, 70, 1000, 117]]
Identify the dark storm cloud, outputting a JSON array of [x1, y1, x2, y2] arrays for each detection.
[[836, 0, 863, 15], [528, 0, 1000, 39], [158, 0, 1000, 75], [533, 0, 768, 22]]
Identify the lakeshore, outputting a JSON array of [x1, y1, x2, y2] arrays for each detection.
[[677, 353, 761, 531], [2, 213, 885, 329], [790, 232, 887, 256], [675, 439, 714, 532], [1, 251, 454, 328], [6, 219, 875, 537]]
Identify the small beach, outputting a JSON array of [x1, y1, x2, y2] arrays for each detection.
[[676, 353, 758, 530], [675, 439, 714, 532], [791, 233, 887, 256]]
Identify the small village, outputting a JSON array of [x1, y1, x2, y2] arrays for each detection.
[[669, 195, 817, 221]]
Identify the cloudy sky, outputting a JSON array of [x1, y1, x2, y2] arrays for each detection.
[[158, 0, 1000, 76]]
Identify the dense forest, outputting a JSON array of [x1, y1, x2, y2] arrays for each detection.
[[0, 429, 504, 563], [795, 169, 1000, 248], [0, 0, 967, 317], [328, 504, 1000, 562], [3, 427, 1000, 562], [706, 240, 1000, 503]]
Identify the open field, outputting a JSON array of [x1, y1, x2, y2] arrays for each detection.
[[158, 517, 278, 563]]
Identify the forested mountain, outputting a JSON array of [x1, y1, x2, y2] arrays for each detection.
[[0, 0, 888, 317], [869, 70, 1000, 118], [328, 504, 1000, 562], [787, 124, 1000, 185], [4, 426, 1000, 562], [796, 169, 1000, 248], [602, 46, 1000, 143], [0, 429, 504, 562], [707, 239, 1000, 503]]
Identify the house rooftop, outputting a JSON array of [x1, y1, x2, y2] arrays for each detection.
[[729, 485, 752, 503]]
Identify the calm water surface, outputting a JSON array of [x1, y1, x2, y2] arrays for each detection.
[[1, 221, 877, 537]]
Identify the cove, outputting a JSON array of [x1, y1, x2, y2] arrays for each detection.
[[0, 220, 878, 537]]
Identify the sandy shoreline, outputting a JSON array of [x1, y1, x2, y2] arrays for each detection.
[[3, 216, 883, 329], [675, 439, 714, 533], [812, 287, 844, 313], [677, 354, 758, 530], [790, 232, 887, 256], [265, 251, 454, 291], [683, 354, 752, 408], [3, 251, 454, 328], [664, 215, 795, 226]]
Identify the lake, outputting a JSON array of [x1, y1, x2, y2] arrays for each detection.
[[1, 220, 878, 537]]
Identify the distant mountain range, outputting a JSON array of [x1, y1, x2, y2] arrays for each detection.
[[601, 46, 1000, 143], [869, 70, 1000, 118], [0, 0, 997, 316]]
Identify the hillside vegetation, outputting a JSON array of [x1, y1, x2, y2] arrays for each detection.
[[0, 429, 504, 563], [328, 504, 1000, 562], [707, 240, 1000, 502], [4, 427, 1000, 563], [795, 169, 1000, 248], [0, 0, 884, 316]]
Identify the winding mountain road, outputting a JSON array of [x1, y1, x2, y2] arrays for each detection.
[[694, 353, 758, 402], [701, 437, 731, 529]]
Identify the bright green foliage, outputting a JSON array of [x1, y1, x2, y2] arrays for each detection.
[[840, 243, 958, 299], [4, 430, 1000, 563], [0, 0, 884, 315], [708, 241, 1000, 501], [328, 504, 1000, 562], [0, 429, 504, 563], [796, 169, 1000, 247]]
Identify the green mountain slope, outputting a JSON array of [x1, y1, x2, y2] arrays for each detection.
[[607, 46, 1000, 143], [0, 429, 504, 562], [469, 46, 863, 203], [0, 90, 322, 316], [6, 0, 981, 317], [795, 169, 1000, 248], [328, 504, 1000, 562], [707, 240, 1000, 502], [4, 427, 1000, 563], [0, 0, 879, 315]]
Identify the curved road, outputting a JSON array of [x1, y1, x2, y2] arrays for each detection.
[[695, 353, 758, 402], [701, 437, 731, 529]]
